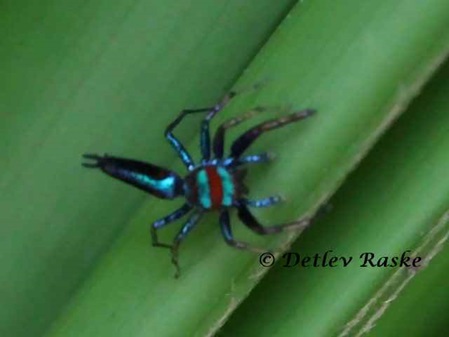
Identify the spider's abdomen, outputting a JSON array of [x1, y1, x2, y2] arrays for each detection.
[[185, 166, 243, 210]]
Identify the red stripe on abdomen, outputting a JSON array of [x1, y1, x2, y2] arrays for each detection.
[[205, 166, 223, 208]]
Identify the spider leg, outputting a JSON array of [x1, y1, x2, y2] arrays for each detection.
[[237, 203, 310, 234], [150, 203, 192, 249], [231, 109, 316, 158], [165, 108, 212, 170], [219, 210, 267, 253], [243, 195, 284, 208], [165, 92, 236, 167], [205, 81, 264, 131], [170, 211, 203, 278], [222, 152, 275, 167], [200, 91, 236, 161], [236, 152, 275, 165], [213, 107, 265, 159]]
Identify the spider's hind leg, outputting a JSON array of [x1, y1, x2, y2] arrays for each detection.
[[219, 210, 268, 253], [237, 204, 310, 235]]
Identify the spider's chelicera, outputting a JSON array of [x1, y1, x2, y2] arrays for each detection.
[[82, 91, 315, 277]]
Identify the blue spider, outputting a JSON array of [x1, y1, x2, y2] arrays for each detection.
[[82, 91, 315, 277]]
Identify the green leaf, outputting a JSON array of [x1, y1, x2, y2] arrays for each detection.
[[1, 0, 448, 337], [221, 57, 449, 337], [0, 1, 296, 337], [46, 0, 449, 336]]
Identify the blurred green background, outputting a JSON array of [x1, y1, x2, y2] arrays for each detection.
[[1, 1, 448, 337]]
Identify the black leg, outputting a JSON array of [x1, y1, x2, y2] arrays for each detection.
[[231, 109, 316, 158], [212, 107, 265, 159], [170, 211, 202, 278], [219, 210, 267, 253], [237, 204, 310, 235], [150, 203, 192, 249]]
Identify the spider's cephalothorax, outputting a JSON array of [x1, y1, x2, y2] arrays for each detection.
[[83, 91, 315, 277]]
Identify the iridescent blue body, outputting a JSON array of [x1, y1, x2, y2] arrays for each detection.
[[83, 91, 315, 277]]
